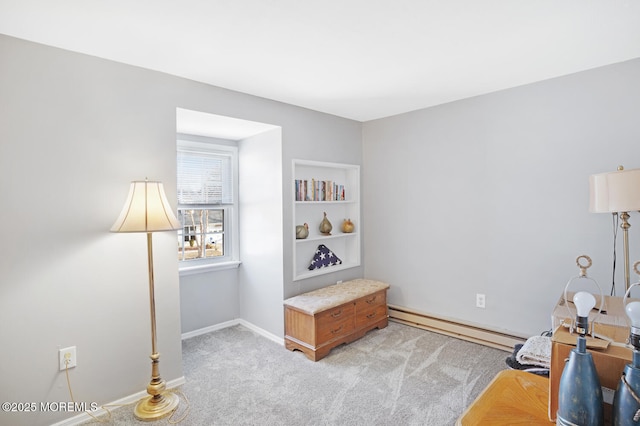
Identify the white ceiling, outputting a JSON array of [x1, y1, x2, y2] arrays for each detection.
[[2, 1, 640, 122]]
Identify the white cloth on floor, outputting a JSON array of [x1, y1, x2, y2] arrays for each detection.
[[516, 335, 551, 368]]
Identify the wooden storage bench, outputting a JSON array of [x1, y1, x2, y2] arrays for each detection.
[[284, 278, 389, 361]]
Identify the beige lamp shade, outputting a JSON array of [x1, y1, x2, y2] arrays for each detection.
[[589, 168, 640, 213], [111, 180, 180, 233]]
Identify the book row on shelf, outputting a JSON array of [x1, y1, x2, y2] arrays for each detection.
[[295, 179, 346, 202]]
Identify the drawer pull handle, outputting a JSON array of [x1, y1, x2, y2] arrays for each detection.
[[331, 310, 343, 318], [366, 296, 377, 304], [331, 325, 343, 334], [367, 312, 377, 319]]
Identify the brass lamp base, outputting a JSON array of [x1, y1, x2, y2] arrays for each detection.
[[134, 391, 179, 421]]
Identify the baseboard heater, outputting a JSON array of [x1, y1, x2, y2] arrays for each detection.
[[387, 304, 527, 352]]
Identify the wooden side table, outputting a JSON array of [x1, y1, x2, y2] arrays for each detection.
[[457, 369, 552, 425]]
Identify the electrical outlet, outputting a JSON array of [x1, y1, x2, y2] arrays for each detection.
[[336, 280, 343, 285], [476, 294, 486, 309], [59, 346, 77, 371]]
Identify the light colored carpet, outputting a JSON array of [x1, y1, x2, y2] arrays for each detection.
[[84, 321, 508, 425]]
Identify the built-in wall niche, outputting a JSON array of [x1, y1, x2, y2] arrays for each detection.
[[292, 159, 361, 281]]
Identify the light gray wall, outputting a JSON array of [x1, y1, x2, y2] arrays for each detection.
[[238, 128, 284, 336], [0, 35, 185, 426], [0, 34, 361, 426], [362, 58, 640, 337], [179, 268, 240, 332]]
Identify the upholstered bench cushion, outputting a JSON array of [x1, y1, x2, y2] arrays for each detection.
[[284, 278, 389, 315]]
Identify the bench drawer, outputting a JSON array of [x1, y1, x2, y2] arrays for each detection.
[[316, 304, 355, 343], [356, 304, 387, 329]]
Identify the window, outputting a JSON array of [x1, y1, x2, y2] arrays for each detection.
[[177, 139, 239, 273]]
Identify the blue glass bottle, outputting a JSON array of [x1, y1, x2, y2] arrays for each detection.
[[557, 293, 604, 426], [612, 350, 640, 425]]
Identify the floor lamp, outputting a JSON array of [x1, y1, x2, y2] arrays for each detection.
[[111, 180, 181, 421], [589, 166, 640, 291]]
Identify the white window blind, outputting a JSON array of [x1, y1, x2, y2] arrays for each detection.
[[177, 150, 233, 204]]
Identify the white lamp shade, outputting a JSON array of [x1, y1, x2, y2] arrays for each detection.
[[111, 180, 180, 233], [589, 168, 640, 213]]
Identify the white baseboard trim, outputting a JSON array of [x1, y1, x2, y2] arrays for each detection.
[[180, 319, 241, 340], [237, 319, 284, 345], [50, 376, 186, 426], [181, 318, 284, 346]]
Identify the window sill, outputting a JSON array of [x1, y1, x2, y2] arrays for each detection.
[[179, 260, 241, 277]]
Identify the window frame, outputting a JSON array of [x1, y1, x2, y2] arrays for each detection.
[[177, 138, 240, 275]]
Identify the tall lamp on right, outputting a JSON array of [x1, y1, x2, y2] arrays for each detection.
[[589, 166, 640, 291]]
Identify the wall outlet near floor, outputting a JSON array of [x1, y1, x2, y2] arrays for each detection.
[[476, 293, 486, 309], [59, 346, 77, 371]]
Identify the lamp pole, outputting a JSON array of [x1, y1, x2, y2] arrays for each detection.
[[133, 231, 179, 421]]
